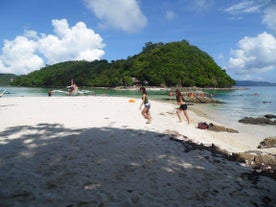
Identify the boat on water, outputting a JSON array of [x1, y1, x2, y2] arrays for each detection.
[[49, 79, 95, 96], [0, 89, 7, 97], [67, 81, 78, 96]]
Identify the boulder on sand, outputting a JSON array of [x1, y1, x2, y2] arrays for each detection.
[[258, 137, 276, 149], [239, 117, 276, 125]]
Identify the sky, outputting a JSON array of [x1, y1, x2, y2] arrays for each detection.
[[0, 0, 276, 82]]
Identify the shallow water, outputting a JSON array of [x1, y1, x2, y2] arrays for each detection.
[[1, 86, 169, 99], [201, 86, 276, 126], [1, 86, 276, 126]]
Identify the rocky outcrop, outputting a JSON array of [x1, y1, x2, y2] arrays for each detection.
[[239, 116, 276, 125], [264, 114, 276, 119], [258, 137, 276, 149], [207, 123, 239, 133], [185, 96, 222, 104], [165, 130, 276, 180], [231, 151, 276, 179], [197, 122, 239, 133]]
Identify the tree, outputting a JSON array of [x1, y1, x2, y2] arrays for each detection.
[[12, 40, 235, 88]]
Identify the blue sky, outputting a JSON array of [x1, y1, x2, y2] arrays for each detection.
[[1, 0, 276, 82]]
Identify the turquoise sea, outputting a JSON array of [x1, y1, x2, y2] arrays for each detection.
[[200, 86, 276, 126], [1, 86, 276, 126], [0, 86, 169, 99]]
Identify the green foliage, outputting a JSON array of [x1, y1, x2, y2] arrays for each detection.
[[0, 74, 17, 86], [11, 40, 235, 88]]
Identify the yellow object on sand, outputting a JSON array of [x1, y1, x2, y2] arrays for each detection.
[[129, 99, 135, 103]]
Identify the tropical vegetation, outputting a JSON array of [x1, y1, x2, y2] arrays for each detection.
[[0, 74, 17, 86], [11, 40, 235, 88]]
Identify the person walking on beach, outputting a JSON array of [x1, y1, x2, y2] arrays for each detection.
[[139, 86, 152, 124], [175, 89, 190, 124]]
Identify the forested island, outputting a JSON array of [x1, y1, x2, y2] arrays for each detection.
[[10, 40, 235, 88]]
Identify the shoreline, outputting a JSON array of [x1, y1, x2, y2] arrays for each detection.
[[111, 85, 249, 90], [1, 96, 274, 153], [1, 96, 275, 155], [1, 96, 275, 206]]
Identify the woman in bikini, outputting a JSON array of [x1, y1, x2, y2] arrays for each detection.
[[175, 89, 190, 124], [139, 86, 152, 124]]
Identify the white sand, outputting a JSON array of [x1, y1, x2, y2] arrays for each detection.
[[0, 96, 275, 207]]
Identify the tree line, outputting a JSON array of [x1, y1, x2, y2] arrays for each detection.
[[11, 40, 235, 88]]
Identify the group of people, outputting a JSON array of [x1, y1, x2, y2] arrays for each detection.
[[48, 79, 78, 97], [139, 87, 190, 124]]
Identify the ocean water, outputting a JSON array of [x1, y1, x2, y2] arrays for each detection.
[[201, 86, 276, 126], [0, 86, 169, 99], [1, 86, 276, 126]]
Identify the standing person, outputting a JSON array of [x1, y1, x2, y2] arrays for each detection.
[[169, 91, 173, 102], [139, 86, 152, 124], [175, 89, 190, 124], [67, 79, 78, 96], [48, 90, 53, 96]]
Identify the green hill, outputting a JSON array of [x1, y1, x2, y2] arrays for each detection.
[[0, 74, 17, 86], [11, 40, 235, 88]]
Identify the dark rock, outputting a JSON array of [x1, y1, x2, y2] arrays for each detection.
[[239, 117, 276, 125], [264, 114, 276, 119]]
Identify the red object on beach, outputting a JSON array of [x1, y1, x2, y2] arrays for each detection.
[[198, 122, 209, 129]]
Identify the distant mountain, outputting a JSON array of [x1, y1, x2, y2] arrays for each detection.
[[235, 80, 276, 86], [0, 74, 17, 86]]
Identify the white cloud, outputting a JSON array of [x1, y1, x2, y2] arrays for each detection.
[[165, 10, 175, 21], [192, 0, 214, 10], [224, 1, 263, 15], [181, 0, 214, 12], [24, 30, 40, 40], [228, 32, 276, 76], [0, 19, 105, 75], [83, 0, 147, 33], [262, 4, 276, 32], [37, 19, 105, 64], [0, 36, 44, 74]]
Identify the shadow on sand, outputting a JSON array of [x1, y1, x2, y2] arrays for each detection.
[[0, 123, 275, 207]]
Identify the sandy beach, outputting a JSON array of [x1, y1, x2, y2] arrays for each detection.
[[0, 96, 275, 207]]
